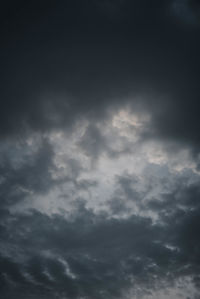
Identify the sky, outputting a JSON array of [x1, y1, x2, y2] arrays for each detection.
[[0, 1, 200, 298]]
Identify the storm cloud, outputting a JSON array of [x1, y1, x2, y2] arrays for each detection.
[[0, 1, 200, 298]]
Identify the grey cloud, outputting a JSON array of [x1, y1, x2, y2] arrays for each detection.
[[116, 174, 140, 202], [79, 122, 134, 162], [108, 166, 200, 222], [0, 202, 200, 298], [75, 179, 98, 191], [79, 124, 107, 160], [0, 139, 55, 208], [108, 174, 141, 215], [0, 210, 168, 298], [0, 1, 200, 298], [146, 172, 200, 218]]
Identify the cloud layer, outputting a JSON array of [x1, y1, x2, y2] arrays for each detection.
[[0, 1, 200, 298]]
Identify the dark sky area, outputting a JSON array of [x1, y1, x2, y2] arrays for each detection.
[[1, 1, 200, 298]]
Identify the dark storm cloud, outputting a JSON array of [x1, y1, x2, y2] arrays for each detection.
[[1, 166, 200, 298], [0, 209, 176, 298], [0, 0, 200, 153], [0, 195, 200, 299], [1, 1, 200, 298]]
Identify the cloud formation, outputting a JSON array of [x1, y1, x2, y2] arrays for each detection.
[[0, 1, 200, 298]]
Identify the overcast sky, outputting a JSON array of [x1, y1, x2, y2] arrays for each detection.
[[1, 1, 200, 298]]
